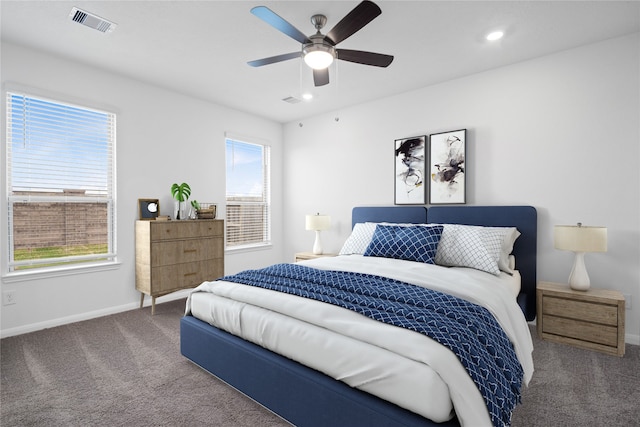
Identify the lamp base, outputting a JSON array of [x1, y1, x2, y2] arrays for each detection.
[[568, 252, 590, 291], [312, 230, 323, 255]]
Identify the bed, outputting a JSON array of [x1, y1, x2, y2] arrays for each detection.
[[181, 205, 537, 426]]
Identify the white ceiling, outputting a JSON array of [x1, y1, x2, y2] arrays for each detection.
[[2, 1, 639, 123]]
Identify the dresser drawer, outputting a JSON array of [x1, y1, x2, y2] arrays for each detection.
[[542, 295, 618, 326], [151, 259, 224, 294], [150, 220, 223, 241], [151, 237, 223, 266]]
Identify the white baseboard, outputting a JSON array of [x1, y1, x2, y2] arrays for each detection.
[[0, 290, 190, 339], [626, 334, 640, 346]]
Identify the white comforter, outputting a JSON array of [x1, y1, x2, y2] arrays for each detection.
[[186, 255, 534, 426]]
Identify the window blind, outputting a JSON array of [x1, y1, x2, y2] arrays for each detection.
[[225, 137, 271, 249], [6, 92, 116, 271]]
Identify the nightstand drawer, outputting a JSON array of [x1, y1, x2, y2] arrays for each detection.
[[543, 315, 618, 347], [542, 296, 618, 325]]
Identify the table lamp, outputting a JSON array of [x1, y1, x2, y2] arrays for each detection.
[[554, 223, 607, 291], [305, 213, 331, 255]]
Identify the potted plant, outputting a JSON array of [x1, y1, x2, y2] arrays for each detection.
[[171, 182, 191, 219]]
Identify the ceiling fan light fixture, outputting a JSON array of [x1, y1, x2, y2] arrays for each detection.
[[486, 31, 504, 41], [303, 44, 335, 70], [248, 2, 392, 86]]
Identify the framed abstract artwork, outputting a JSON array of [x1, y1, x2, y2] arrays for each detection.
[[429, 129, 466, 204], [394, 135, 426, 205]]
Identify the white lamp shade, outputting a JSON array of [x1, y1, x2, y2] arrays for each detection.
[[305, 214, 331, 231], [554, 225, 607, 253]]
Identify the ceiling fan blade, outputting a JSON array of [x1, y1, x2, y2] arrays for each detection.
[[336, 49, 393, 67], [251, 6, 311, 45], [313, 68, 330, 86], [248, 52, 301, 67], [325, 1, 381, 45]]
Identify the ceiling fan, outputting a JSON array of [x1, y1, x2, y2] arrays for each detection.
[[247, 1, 394, 87]]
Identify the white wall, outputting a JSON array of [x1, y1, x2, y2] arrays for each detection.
[[1, 42, 284, 337], [3, 34, 639, 345], [282, 33, 640, 344]]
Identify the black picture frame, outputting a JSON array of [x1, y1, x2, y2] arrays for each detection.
[[138, 199, 160, 220], [428, 129, 466, 204], [394, 135, 426, 205]]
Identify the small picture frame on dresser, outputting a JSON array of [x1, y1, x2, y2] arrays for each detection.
[[138, 199, 160, 220]]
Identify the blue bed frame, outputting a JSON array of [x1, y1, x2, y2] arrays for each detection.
[[181, 205, 537, 426]]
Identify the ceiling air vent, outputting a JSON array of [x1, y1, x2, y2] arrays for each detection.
[[282, 96, 301, 104], [69, 7, 117, 33]]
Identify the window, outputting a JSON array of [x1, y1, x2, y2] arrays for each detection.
[[225, 137, 270, 249], [6, 92, 116, 272]]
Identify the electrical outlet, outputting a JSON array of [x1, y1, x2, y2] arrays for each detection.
[[623, 294, 632, 310], [3, 290, 16, 306]]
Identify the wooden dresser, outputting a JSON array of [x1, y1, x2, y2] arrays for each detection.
[[135, 219, 224, 314], [536, 281, 625, 356]]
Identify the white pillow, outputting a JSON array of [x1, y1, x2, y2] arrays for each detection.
[[435, 224, 520, 276], [339, 222, 378, 255], [498, 228, 521, 274]]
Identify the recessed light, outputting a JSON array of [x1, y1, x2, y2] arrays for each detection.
[[486, 31, 504, 41], [302, 93, 313, 101]]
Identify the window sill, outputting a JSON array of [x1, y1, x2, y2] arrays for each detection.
[[2, 261, 121, 283], [225, 243, 273, 255]]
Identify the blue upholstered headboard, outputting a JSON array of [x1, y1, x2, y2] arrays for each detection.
[[351, 205, 537, 321], [351, 206, 428, 228]]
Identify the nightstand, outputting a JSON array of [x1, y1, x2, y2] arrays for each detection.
[[536, 281, 625, 356], [294, 252, 337, 262]]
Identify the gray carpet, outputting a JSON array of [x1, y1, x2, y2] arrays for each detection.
[[1, 298, 638, 426], [511, 326, 639, 426]]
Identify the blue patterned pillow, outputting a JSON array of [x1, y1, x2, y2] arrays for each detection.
[[364, 225, 444, 264]]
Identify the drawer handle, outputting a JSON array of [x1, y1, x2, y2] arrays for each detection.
[[184, 272, 197, 277], [183, 249, 197, 254]]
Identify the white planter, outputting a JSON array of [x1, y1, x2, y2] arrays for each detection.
[[174, 201, 187, 220]]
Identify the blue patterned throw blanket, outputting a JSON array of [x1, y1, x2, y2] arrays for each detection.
[[221, 263, 523, 427]]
